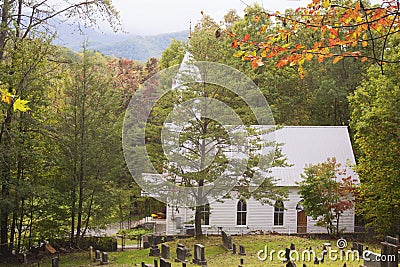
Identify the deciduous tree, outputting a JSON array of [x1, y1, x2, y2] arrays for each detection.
[[298, 157, 356, 235]]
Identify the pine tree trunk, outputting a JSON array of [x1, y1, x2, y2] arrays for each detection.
[[195, 206, 202, 237]]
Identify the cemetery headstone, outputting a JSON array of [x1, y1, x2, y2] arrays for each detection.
[[192, 244, 207, 266], [23, 253, 28, 265], [320, 250, 326, 263], [175, 245, 188, 263], [238, 245, 246, 256], [149, 245, 161, 257], [290, 243, 296, 250], [89, 246, 93, 260], [160, 258, 172, 267], [161, 244, 170, 259], [95, 250, 101, 262], [101, 252, 109, 265], [51, 257, 59, 267], [357, 243, 364, 257], [232, 243, 237, 255], [285, 247, 291, 261], [363, 251, 381, 267], [385, 236, 399, 246], [381, 237, 399, 267], [221, 231, 233, 250]]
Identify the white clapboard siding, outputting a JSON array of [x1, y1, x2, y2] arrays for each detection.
[[165, 187, 355, 235]]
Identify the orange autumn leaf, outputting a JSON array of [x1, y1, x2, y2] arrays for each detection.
[[251, 58, 264, 69], [232, 40, 238, 49], [244, 34, 250, 42], [362, 41, 368, 47], [254, 16, 261, 22], [361, 57, 368, 62], [228, 31, 236, 37], [318, 55, 325, 63], [333, 56, 343, 64], [276, 58, 289, 68]]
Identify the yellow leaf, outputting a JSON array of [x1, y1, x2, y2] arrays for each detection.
[[2, 93, 11, 104], [0, 88, 13, 104], [13, 98, 30, 112], [305, 53, 313, 61], [333, 56, 343, 64], [323, 0, 331, 8], [233, 51, 245, 58], [298, 65, 305, 79], [362, 41, 368, 47]]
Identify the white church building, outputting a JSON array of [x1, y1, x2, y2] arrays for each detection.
[[164, 126, 358, 235]]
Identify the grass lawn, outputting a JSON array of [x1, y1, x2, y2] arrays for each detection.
[[7, 235, 380, 267]]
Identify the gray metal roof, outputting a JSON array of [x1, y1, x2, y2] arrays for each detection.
[[271, 126, 357, 186]]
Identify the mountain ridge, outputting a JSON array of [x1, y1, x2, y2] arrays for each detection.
[[53, 25, 189, 61]]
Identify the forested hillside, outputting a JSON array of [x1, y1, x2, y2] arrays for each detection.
[[53, 22, 188, 61]]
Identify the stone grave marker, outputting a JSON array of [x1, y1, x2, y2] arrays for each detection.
[[161, 244, 170, 259], [385, 236, 399, 246], [381, 236, 399, 267], [23, 253, 28, 265], [89, 246, 93, 260], [285, 247, 291, 261], [357, 243, 364, 257], [149, 244, 161, 257], [320, 250, 327, 263], [175, 245, 188, 263], [232, 243, 237, 254], [95, 250, 101, 262], [238, 245, 246, 256], [192, 244, 207, 266], [363, 251, 381, 267], [160, 258, 171, 267], [51, 257, 59, 267], [101, 252, 109, 265], [221, 231, 233, 250]]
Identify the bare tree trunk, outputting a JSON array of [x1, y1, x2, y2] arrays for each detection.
[[16, 198, 24, 254], [0, 0, 10, 60], [0, 112, 12, 255], [70, 88, 78, 247], [81, 190, 94, 238], [9, 210, 17, 253], [76, 45, 87, 245]]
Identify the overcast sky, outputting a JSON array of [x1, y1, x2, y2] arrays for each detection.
[[111, 0, 312, 35]]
